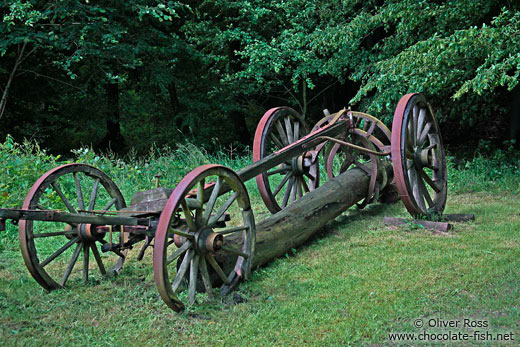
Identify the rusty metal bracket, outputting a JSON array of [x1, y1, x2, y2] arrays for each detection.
[[318, 136, 391, 156], [137, 235, 152, 261]]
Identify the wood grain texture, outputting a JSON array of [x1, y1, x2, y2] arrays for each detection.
[[217, 162, 394, 270]]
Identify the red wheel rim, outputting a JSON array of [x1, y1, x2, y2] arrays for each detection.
[[19, 163, 127, 290], [253, 107, 319, 213], [391, 93, 447, 217], [153, 164, 255, 311]]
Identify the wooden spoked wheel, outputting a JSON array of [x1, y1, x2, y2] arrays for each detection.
[[391, 93, 447, 217], [324, 135, 385, 208], [253, 107, 319, 214], [153, 165, 255, 312], [19, 164, 127, 290], [312, 111, 391, 180]]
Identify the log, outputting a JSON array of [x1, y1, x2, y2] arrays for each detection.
[[218, 162, 394, 269]]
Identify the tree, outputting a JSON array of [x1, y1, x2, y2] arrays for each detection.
[[0, 1, 188, 153]]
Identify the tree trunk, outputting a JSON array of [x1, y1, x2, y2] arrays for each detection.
[[100, 82, 125, 153], [301, 78, 307, 119], [0, 42, 28, 121], [230, 110, 251, 144], [167, 81, 180, 115], [217, 162, 394, 270], [227, 41, 251, 144]]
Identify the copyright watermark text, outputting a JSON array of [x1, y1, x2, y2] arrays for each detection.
[[388, 318, 515, 342]]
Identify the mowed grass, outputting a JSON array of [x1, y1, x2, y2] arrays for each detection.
[[0, 143, 519, 345]]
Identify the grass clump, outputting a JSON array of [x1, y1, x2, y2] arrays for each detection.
[[448, 140, 520, 194]]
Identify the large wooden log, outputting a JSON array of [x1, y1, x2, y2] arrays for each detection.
[[219, 162, 394, 269]]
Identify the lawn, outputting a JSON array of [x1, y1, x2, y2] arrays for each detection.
[[0, 142, 519, 345]]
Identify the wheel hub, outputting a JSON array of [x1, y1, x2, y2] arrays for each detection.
[[76, 223, 105, 243], [413, 146, 435, 169], [194, 227, 223, 255], [291, 152, 315, 175]]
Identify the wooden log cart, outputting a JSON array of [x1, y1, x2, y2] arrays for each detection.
[[0, 93, 450, 312]]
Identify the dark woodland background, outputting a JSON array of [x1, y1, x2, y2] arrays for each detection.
[[1, 0, 520, 156]]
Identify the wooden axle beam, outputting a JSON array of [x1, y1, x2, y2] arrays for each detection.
[[218, 162, 394, 270], [0, 208, 148, 227]]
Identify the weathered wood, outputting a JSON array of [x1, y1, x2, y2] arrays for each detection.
[[0, 208, 147, 226], [236, 120, 348, 182], [383, 217, 452, 232], [217, 162, 394, 269], [130, 188, 173, 205]]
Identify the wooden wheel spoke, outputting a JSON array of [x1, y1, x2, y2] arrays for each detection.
[[221, 245, 249, 258], [270, 133, 284, 148], [424, 143, 437, 151], [168, 227, 194, 239], [409, 169, 426, 211], [208, 192, 237, 227], [216, 225, 249, 235], [189, 255, 200, 304], [275, 120, 289, 145], [83, 243, 89, 283], [406, 119, 414, 150], [166, 241, 192, 265], [172, 249, 193, 293], [281, 177, 295, 208], [90, 243, 106, 276], [418, 122, 432, 147], [284, 117, 293, 143], [181, 200, 197, 232], [36, 204, 50, 210], [417, 108, 426, 139], [301, 177, 310, 193], [33, 230, 77, 238], [267, 165, 289, 176], [205, 254, 230, 284], [366, 120, 377, 137], [420, 169, 441, 193], [296, 177, 303, 198], [290, 177, 297, 203], [100, 198, 117, 215], [203, 177, 222, 225], [340, 158, 354, 173], [195, 179, 205, 225], [418, 176, 434, 207], [88, 178, 100, 211], [40, 237, 79, 267], [51, 182, 76, 213], [303, 171, 315, 181], [412, 105, 418, 147], [293, 121, 299, 141], [60, 242, 82, 286], [199, 257, 213, 298], [273, 172, 292, 196], [354, 160, 371, 174], [73, 172, 85, 211]]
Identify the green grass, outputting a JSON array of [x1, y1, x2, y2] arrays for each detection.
[[0, 138, 519, 345]]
